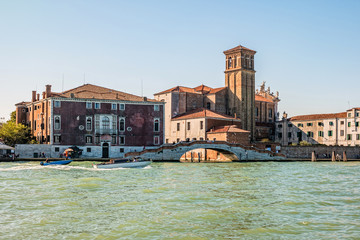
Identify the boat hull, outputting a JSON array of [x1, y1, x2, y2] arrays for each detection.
[[41, 160, 73, 166], [94, 161, 151, 169]]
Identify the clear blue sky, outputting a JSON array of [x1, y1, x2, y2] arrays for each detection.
[[1, 0, 359, 121]]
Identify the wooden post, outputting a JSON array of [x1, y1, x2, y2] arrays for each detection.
[[343, 151, 347, 162], [332, 151, 336, 162], [311, 151, 317, 162]]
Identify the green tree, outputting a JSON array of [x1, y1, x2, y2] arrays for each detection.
[[0, 112, 35, 147]]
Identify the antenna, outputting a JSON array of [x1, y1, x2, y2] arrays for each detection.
[[141, 78, 143, 97], [62, 73, 64, 92], [83, 73, 86, 85]]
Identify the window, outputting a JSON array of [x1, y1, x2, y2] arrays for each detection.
[[228, 57, 232, 68], [95, 115, 100, 129], [111, 135, 116, 144], [288, 132, 292, 138], [318, 131, 324, 137], [356, 122, 359, 127], [187, 122, 191, 130], [119, 136, 125, 145], [288, 124, 293, 128], [55, 147, 60, 152], [278, 124, 282, 128], [111, 103, 117, 110], [348, 122, 351, 127], [297, 123, 303, 127], [297, 132, 302, 138], [119, 118, 125, 132], [54, 135, 61, 143], [119, 104, 125, 110], [177, 123, 180, 131], [318, 122, 324, 127], [86, 102, 92, 109], [307, 123, 313, 127], [87, 147, 91, 152], [341, 121, 344, 125], [154, 105, 160, 111], [340, 130, 344, 136], [200, 121, 204, 130], [348, 113, 351, 117], [357, 112, 359, 117], [154, 136, 160, 145], [54, 101, 61, 108], [86, 117, 92, 131], [347, 134, 352, 140], [154, 118, 160, 132], [120, 148, 124, 153], [278, 133, 282, 138], [54, 116, 61, 130], [329, 121, 334, 126], [176, 138, 180, 143], [207, 102, 211, 110], [86, 136, 93, 143], [357, 134, 360, 140], [95, 102, 100, 109], [34, 120, 37, 130], [307, 132, 314, 137], [268, 109, 273, 118], [102, 116, 110, 129], [328, 131, 333, 137], [95, 136, 100, 144]]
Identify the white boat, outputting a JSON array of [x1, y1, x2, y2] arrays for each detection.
[[93, 157, 151, 169]]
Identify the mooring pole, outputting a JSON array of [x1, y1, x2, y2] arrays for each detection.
[[311, 151, 317, 162], [332, 151, 336, 162], [343, 151, 347, 162]]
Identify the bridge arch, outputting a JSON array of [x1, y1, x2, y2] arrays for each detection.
[[180, 147, 239, 162]]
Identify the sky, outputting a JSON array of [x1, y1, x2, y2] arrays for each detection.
[[1, 0, 359, 121]]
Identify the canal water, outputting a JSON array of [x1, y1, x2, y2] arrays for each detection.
[[1, 161, 359, 239]]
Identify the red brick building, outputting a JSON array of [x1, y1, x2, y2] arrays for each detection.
[[15, 84, 164, 158]]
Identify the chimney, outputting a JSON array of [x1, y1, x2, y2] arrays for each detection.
[[37, 93, 40, 101], [143, 97, 147, 101], [70, 93, 75, 98], [45, 85, 52, 98], [32, 91, 37, 102], [42, 91, 46, 99]]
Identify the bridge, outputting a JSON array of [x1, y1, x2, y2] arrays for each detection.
[[125, 141, 285, 161]]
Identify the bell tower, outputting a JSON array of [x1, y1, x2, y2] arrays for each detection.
[[224, 45, 256, 140]]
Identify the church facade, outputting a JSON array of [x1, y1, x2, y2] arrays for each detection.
[[154, 44, 280, 144]]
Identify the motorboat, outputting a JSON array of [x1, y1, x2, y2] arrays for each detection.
[[40, 160, 73, 166], [93, 157, 151, 169]]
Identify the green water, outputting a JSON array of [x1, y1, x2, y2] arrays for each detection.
[[0, 162, 359, 239]]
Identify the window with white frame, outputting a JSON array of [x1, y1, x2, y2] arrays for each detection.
[[119, 104, 125, 110], [86, 102, 92, 109], [111, 135, 116, 144], [154, 104, 160, 111], [154, 136, 160, 145], [95, 115, 100, 129], [86, 117, 92, 131], [119, 118, 125, 132], [54, 135, 61, 143], [111, 103, 117, 110], [54, 101, 61, 108], [154, 118, 160, 132], [95, 102, 100, 109], [86, 136, 93, 143], [54, 116, 61, 130], [112, 115, 117, 130], [102, 116, 110, 129]]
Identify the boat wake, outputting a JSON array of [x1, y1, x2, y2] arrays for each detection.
[[0, 164, 152, 171]]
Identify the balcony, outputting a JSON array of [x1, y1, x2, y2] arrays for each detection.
[[94, 128, 118, 135]]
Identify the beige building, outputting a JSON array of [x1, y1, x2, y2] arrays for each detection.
[[276, 108, 360, 146]]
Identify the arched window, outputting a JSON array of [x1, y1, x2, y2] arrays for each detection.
[[54, 116, 61, 130], [102, 116, 110, 129], [154, 118, 160, 132], [228, 57, 232, 68], [119, 118, 125, 132], [86, 117, 92, 131]]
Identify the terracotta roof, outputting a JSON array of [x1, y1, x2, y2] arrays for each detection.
[[255, 95, 273, 103], [290, 112, 347, 121], [155, 85, 226, 95], [208, 87, 227, 94], [154, 86, 197, 95], [347, 107, 360, 111], [223, 45, 256, 54], [15, 101, 30, 106], [208, 125, 249, 133], [52, 84, 158, 102], [172, 108, 240, 121]]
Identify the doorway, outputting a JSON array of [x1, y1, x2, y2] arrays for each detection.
[[102, 143, 109, 158]]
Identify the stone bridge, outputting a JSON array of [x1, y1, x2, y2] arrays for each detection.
[[125, 141, 285, 161]]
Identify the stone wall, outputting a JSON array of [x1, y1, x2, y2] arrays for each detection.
[[281, 146, 360, 159]]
